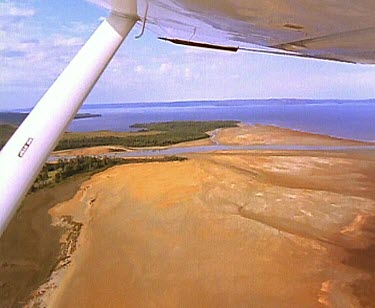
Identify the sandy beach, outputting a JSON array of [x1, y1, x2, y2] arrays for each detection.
[[1, 125, 374, 307], [213, 124, 374, 146]]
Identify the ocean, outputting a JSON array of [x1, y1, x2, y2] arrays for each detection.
[[65, 100, 375, 142]]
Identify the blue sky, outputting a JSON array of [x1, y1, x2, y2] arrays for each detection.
[[2, 0, 375, 110]]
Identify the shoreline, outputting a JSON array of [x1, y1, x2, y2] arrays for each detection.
[[241, 123, 375, 144], [213, 124, 374, 146], [51, 124, 374, 158]]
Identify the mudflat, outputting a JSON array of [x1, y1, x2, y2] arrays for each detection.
[[53, 145, 130, 157], [47, 151, 374, 306], [0, 175, 90, 307]]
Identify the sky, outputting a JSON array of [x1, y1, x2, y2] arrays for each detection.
[[1, 0, 375, 110]]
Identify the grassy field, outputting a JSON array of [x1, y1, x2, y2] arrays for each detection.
[[0, 121, 239, 150], [62, 130, 160, 139]]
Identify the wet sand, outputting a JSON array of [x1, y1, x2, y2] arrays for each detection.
[[46, 150, 374, 306], [53, 145, 130, 157], [1, 125, 374, 307], [0, 175, 90, 307], [214, 124, 373, 146]]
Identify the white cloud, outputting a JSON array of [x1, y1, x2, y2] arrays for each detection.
[[0, 2, 95, 101], [52, 36, 85, 47], [184, 68, 193, 80], [134, 65, 144, 73], [159, 63, 172, 74], [0, 2, 35, 17], [0, 1, 36, 36]]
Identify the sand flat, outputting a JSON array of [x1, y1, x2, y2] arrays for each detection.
[[214, 125, 373, 146], [44, 149, 375, 307], [2, 125, 374, 307]]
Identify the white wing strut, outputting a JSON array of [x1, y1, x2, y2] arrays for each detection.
[[0, 9, 137, 237]]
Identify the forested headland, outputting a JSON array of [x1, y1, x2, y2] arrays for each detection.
[[1, 121, 239, 151], [0, 112, 100, 126], [56, 121, 239, 150]]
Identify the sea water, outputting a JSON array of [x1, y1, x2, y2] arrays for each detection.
[[67, 100, 375, 142]]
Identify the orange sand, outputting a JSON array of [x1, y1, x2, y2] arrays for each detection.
[[37, 148, 375, 308], [214, 124, 373, 146]]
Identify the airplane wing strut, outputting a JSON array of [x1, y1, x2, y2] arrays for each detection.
[[0, 7, 138, 237]]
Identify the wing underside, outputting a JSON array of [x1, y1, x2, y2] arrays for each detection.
[[90, 0, 375, 64]]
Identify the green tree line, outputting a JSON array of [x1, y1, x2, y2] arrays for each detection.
[[55, 121, 239, 150], [30, 155, 186, 192]]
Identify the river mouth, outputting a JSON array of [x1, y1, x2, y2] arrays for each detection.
[[49, 124, 375, 161], [49, 145, 375, 161], [113, 144, 375, 157]]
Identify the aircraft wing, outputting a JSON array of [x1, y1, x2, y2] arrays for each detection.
[[92, 0, 375, 64]]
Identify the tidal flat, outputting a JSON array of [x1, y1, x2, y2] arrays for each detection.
[[1, 125, 374, 307]]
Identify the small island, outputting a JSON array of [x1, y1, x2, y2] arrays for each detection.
[[72, 113, 101, 119]]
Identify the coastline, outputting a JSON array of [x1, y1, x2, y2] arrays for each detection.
[[0, 112, 101, 126], [1, 124, 374, 307], [50, 124, 374, 158]]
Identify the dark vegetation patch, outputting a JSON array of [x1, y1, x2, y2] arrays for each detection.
[[31, 155, 187, 193], [55, 121, 239, 150], [0, 124, 16, 149]]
